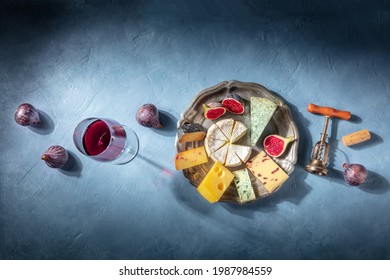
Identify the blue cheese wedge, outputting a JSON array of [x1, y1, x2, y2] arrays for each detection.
[[215, 118, 235, 139], [233, 168, 256, 203], [230, 120, 248, 143], [250, 97, 277, 146]]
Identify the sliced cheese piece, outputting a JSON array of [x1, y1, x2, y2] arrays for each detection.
[[229, 144, 252, 164], [233, 169, 256, 203], [230, 120, 248, 143], [178, 123, 205, 143], [246, 151, 288, 193], [175, 146, 208, 170], [250, 97, 277, 146], [206, 123, 229, 141], [215, 118, 235, 139], [197, 161, 234, 203], [204, 138, 227, 156], [225, 145, 242, 167], [210, 143, 229, 164]]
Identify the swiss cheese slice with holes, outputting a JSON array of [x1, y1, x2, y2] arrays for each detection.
[[197, 161, 234, 203], [230, 120, 248, 143], [215, 118, 235, 139]]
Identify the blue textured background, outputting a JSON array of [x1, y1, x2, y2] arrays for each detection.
[[1, 0, 389, 259]]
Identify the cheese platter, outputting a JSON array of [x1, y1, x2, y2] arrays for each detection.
[[175, 80, 299, 204]]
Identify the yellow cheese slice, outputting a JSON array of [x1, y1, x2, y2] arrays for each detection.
[[225, 145, 242, 167], [175, 146, 209, 170], [215, 118, 235, 139], [246, 151, 288, 193], [197, 161, 234, 203], [204, 138, 227, 156], [206, 123, 228, 141], [230, 120, 248, 143], [229, 144, 252, 164], [210, 143, 229, 164]]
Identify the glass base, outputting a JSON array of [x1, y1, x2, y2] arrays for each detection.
[[111, 125, 139, 165]]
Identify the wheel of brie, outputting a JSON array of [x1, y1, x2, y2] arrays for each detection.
[[205, 118, 251, 167]]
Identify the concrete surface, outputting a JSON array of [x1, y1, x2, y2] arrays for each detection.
[[0, 0, 389, 259]]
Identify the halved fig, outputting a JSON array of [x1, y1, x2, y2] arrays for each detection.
[[263, 134, 294, 157], [202, 103, 226, 120], [222, 93, 245, 114]]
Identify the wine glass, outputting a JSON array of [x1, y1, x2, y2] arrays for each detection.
[[73, 118, 139, 164]]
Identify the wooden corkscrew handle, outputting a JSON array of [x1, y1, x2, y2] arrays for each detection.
[[308, 103, 351, 120]]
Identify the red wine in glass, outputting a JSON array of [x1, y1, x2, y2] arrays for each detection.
[[73, 118, 138, 164]]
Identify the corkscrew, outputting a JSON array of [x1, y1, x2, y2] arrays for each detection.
[[305, 104, 351, 176]]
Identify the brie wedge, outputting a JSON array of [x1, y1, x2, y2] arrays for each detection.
[[210, 143, 229, 164], [206, 123, 228, 141], [230, 120, 248, 143], [229, 144, 252, 164], [215, 118, 235, 139], [205, 138, 227, 156]]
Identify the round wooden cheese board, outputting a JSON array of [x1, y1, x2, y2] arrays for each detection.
[[175, 80, 299, 204]]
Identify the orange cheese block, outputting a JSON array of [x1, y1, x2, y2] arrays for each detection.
[[197, 161, 234, 203], [175, 146, 208, 170]]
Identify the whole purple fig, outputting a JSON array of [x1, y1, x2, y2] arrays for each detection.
[[41, 145, 69, 169], [135, 104, 163, 128], [14, 103, 42, 126], [342, 163, 368, 186]]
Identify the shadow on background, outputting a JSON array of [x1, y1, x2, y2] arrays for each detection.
[[59, 150, 82, 177], [28, 110, 55, 135], [326, 168, 390, 194], [152, 110, 178, 137], [359, 171, 390, 194], [326, 167, 345, 185], [170, 172, 215, 217], [349, 114, 362, 124]]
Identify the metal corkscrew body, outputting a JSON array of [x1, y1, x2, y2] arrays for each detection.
[[305, 104, 351, 176]]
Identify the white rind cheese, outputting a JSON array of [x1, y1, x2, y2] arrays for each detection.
[[207, 123, 228, 141], [215, 118, 235, 139], [230, 120, 248, 143], [233, 168, 256, 203], [225, 145, 242, 167], [206, 119, 251, 167], [204, 138, 227, 156], [229, 144, 252, 164], [250, 97, 277, 146], [210, 143, 229, 164]]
